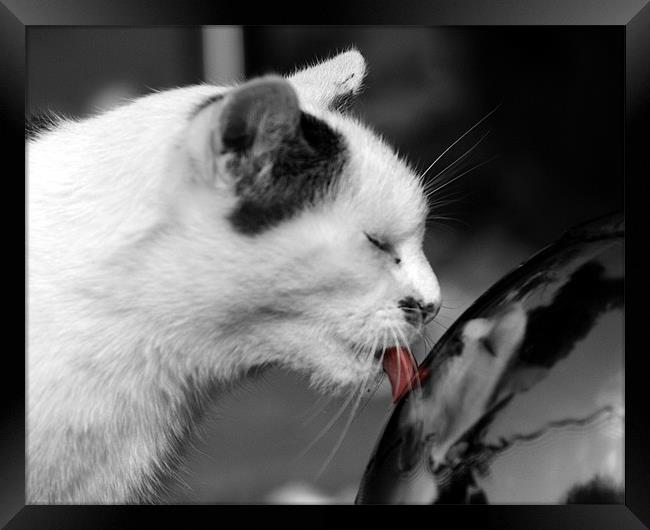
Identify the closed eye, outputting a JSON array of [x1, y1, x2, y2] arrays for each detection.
[[365, 233, 401, 264], [365, 233, 390, 252]]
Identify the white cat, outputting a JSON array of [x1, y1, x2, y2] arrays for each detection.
[[27, 49, 441, 503]]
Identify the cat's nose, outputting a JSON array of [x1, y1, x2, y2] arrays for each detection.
[[420, 301, 440, 324], [399, 297, 440, 326]]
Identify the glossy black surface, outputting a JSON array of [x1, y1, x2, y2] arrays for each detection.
[[357, 213, 624, 504]]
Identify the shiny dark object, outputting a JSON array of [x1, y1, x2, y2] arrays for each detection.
[[357, 213, 624, 504]]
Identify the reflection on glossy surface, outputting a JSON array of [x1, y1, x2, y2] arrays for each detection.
[[356, 213, 624, 504]]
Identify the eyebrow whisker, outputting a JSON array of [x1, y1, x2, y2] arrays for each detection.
[[423, 130, 491, 195], [419, 103, 502, 180], [425, 155, 499, 198]]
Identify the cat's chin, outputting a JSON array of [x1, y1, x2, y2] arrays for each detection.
[[299, 341, 387, 396]]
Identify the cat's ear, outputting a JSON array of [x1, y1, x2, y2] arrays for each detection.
[[288, 49, 367, 112], [187, 76, 301, 187], [216, 76, 300, 156]]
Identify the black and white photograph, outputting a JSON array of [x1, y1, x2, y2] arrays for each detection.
[[2, 2, 648, 526]]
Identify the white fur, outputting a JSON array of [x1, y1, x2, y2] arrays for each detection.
[[27, 50, 441, 502]]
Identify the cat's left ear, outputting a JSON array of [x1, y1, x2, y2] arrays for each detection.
[[288, 49, 367, 112], [186, 76, 301, 189]]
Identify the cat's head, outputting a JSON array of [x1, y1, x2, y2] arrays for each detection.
[[172, 50, 441, 393]]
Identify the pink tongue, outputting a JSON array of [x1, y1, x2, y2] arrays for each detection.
[[382, 346, 419, 403]]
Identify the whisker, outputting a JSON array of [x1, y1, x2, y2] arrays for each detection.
[[426, 211, 464, 225], [427, 187, 467, 202], [423, 130, 491, 193], [436, 314, 456, 324], [425, 189, 468, 211], [425, 155, 499, 199], [352, 341, 365, 362], [298, 327, 345, 425], [430, 319, 449, 330], [295, 386, 357, 461], [419, 103, 502, 180], [301, 393, 336, 426], [315, 340, 377, 478], [356, 373, 387, 417], [356, 330, 388, 416], [315, 384, 367, 479], [415, 326, 436, 351], [425, 216, 469, 229], [401, 307, 440, 319], [300, 393, 327, 421], [392, 328, 402, 392], [426, 196, 466, 211]]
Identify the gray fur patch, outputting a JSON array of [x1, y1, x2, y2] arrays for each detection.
[[228, 111, 348, 235]]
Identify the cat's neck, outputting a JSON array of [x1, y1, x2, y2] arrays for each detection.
[[27, 301, 267, 502]]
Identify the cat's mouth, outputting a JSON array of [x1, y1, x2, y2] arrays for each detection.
[[338, 339, 422, 402]]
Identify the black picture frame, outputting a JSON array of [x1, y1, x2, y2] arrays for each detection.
[[3, 1, 647, 528]]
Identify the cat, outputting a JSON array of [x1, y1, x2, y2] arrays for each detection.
[[27, 49, 442, 503]]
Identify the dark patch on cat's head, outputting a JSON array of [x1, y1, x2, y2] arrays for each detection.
[[213, 77, 348, 235], [228, 112, 347, 234]]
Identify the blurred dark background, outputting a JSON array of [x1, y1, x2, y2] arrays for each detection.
[[27, 26, 623, 503]]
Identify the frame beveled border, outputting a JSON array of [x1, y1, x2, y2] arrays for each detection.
[[3, 1, 647, 527]]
